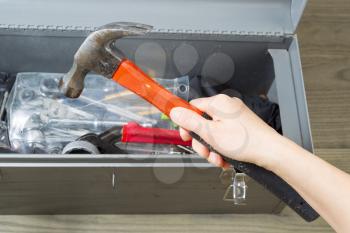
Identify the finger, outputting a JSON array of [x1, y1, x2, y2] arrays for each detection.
[[207, 151, 225, 167], [192, 139, 210, 159], [170, 107, 212, 142], [222, 162, 232, 170], [179, 127, 192, 141], [190, 94, 238, 119]]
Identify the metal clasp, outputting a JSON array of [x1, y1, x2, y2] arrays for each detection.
[[112, 170, 118, 192], [222, 170, 248, 205]]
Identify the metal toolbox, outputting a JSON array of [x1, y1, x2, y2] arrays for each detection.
[[0, 0, 312, 214]]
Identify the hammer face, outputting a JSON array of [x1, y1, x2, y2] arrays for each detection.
[[59, 79, 83, 99], [59, 62, 88, 98], [60, 22, 153, 98]]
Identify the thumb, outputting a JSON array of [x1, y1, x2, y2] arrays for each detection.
[[170, 107, 211, 141]]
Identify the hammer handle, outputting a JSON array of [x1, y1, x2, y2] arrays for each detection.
[[113, 60, 202, 117], [112, 59, 319, 222]]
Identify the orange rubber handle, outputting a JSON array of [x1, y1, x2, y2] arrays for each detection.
[[112, 60, 203, 117]]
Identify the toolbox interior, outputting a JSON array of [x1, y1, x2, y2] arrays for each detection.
[[0, 31, 299, 157]]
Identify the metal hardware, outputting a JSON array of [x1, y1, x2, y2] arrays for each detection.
[[45, 118, 128, 129], [62, 140, 100, 154], [78, 95, 156, 125], [0, 91, 9, 147], [176, 145, 195, 154], [219, 167, 235, 186], [223, 170, 248, 205], [112, 170, 117, 191], [0, 91, 8, 120]]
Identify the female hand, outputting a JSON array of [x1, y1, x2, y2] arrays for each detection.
[[171, 94, 350, 232], [170, 94, 284, 170]]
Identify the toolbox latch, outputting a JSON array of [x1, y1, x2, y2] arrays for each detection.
[[112, 170, 118, 192], [222, 169, 248, 205]]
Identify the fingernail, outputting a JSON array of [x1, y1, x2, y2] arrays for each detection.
[[212, 153, 223, 167], [214, 156, 222, 167], [222, 163, 232, 170], [208, 153, 217, 167]]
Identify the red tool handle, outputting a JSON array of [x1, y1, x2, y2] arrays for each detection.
[[112, 60, 203, 117], [121, 122, 191, 146]]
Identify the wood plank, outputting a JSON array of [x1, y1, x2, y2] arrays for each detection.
[[315, 148, 350, 173], [0, 213, 333, 233], [298, 0, 350, 149]]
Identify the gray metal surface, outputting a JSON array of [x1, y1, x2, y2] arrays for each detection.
[[0, 154, 213, 167], [0, 167, 281, 214], [268, 37, 313, 153], [288, 37, 314, 152], [0, 0, 307, 35], [0, 19, 311, 214], [0, 32, 289, 91], [269, 48, 303, 146], [60, 22, 153, 99]]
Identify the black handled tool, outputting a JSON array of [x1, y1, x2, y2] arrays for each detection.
[[190, 113, 319, 222]]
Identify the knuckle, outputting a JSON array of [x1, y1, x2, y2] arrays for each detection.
[[231, 97, 244, 107], [189, 98, 199, 104], [188, 114, 202, 130], [216, 94, 230, 101], [190, 98, 205, 107], [176, 110, 189, 123], [213, 94, 233, 105]]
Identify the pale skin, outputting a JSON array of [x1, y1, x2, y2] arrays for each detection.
[[169, 94, 350, 233]]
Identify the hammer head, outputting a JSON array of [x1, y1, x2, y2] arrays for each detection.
[[59, 22, 153, 98]]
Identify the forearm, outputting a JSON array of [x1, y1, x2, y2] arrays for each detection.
[[170, 96, 350, 231], [268, 135, 350, 232]]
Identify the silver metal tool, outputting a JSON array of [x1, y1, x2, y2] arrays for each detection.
[[0, 91, 8, 120], [60, 22, 153, 98]]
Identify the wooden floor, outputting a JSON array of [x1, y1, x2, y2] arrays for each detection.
[[0, 0, 348, 232]]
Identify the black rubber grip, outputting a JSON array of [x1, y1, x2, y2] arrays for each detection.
[[190, 113, 319, 221]]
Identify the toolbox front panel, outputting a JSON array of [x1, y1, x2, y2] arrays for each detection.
[[0, 167, 114, 214], [0, 166, 280, 214]]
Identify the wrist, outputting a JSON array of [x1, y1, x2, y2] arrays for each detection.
[[258, 133, 296, 172]]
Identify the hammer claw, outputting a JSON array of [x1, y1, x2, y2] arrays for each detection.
[[60, 22, 153, 98]]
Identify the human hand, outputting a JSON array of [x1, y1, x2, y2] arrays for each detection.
[[170, 94, 284, 170]]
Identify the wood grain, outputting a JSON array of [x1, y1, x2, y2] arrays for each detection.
[[316, 149, 350, 173], [0, 209, 333, 233], [298, 0, 350, 149]]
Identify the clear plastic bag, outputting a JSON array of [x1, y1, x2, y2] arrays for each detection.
[[6, 72, 189, 154]]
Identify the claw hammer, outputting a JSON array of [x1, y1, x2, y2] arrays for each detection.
[[59, 22, 319, 221]]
